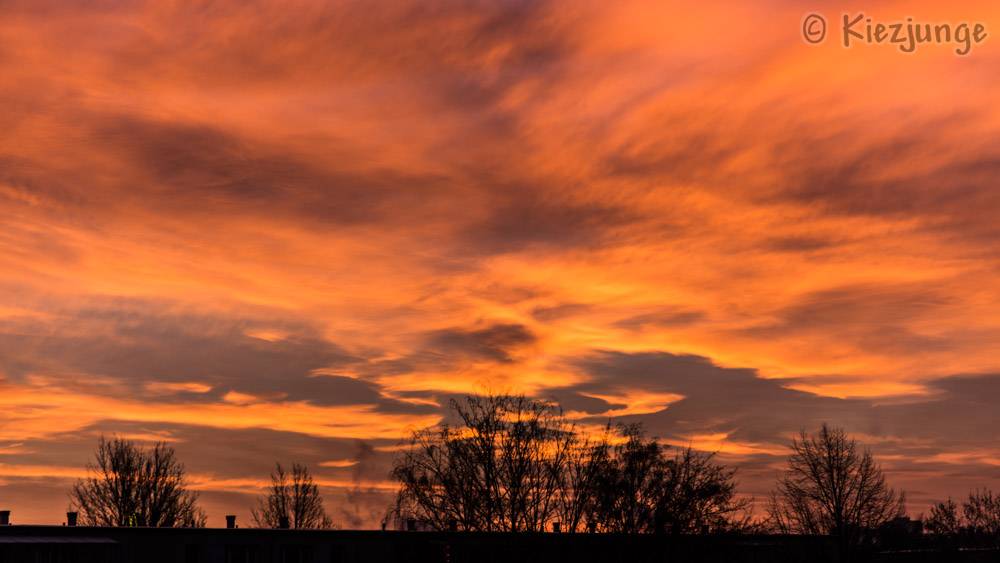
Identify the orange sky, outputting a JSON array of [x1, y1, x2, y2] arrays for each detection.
[[2, 0, 1000, 527]]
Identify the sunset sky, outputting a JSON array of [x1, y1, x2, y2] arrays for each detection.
[[2, 0, 1000, 527]]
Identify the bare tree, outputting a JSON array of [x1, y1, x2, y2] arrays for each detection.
[[924, 498, 962, 535], [963, 489, 1000, 536], [554, 425, 612, 533], [589, 425, 752, 534], [389, 398, 750, 534], [70, 436, 206, 527], [590, 424, 666, 533], [923, 490, 1000, 549], [768, 424, 904, 544], [654, 445, 754, 533], [388, 394, 577, 532], [252, 463, 333, 529]]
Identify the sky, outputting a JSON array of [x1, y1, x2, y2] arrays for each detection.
[[2, 0, 1000, 527]]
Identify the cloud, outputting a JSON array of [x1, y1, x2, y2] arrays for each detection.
[[557, 350, 1000, 507], [90, 115, 457, 230], [424, 323, 537, 364], [461, 186, 640, 254], [2, 0, 1000, 526], [562, 351, 867, 446], [737, 282, 954, 356], [0, 297, 448, 419], [614, 308, 706, 331]]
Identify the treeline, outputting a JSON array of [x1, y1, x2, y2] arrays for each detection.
[[68, 437, 332, 529], [386, 394, 751, 533], [385, 394, 909, 542], [57, 393, 996, 544], [924, 492, 1000, 544]]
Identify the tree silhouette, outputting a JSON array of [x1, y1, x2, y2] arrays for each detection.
[[387, 394, 750, 534], [70, 436, 206, 527], [588, 425, 752, 534], [924, 498, 962, 536], [554, 425, 613, 533], [252, 463, 333, 529], [767, 424, 904, 544], [923, 490, 1000, 547], [388, 394, 578, 532], [963, 489, 1000, 537]]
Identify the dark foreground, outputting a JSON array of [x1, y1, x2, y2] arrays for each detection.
[[0, 526, 995, 563]]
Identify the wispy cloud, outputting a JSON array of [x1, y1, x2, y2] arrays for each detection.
[[1, 0, 1000, 527]]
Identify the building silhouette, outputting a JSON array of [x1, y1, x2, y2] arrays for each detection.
[[0, 512, 986, 563]]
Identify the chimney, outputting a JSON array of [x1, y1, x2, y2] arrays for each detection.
[[0, 511, 9, 526], [226, 515, 237, 529], [448, 519, 458, 532], [552, 521, 561, 533], [67, 512, 78, 527], [278, 516, 290, 529], [405, 518, 416, 532], [587, 521, 597, 534]]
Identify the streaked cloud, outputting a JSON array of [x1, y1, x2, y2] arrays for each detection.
[[1, 0, 1000, 527]]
